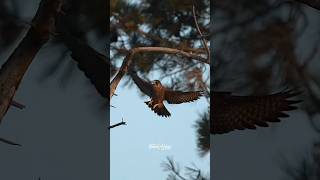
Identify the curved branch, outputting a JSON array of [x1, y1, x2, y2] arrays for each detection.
[[109, 46, 209, 99]]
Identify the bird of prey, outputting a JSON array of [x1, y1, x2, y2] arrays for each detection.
[[60, 34, 202, 117], [211, 91, 301, 134], [129, 71, 203, 117], [60, 34, 301, 134]]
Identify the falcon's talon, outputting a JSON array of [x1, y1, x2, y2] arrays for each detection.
[[152, 104, 159, 109], [130, 73, 203, 117]]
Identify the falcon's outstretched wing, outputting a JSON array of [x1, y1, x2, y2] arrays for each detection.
[[211, 90, 301, 134], [129, 71, 153, 97], [61, 34, 109, 98], [165, 90, 203, 104]]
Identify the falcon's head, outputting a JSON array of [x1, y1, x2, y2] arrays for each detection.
[[152, 80, 162, 87]]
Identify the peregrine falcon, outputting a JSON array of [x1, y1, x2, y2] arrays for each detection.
[[211, 91, 301, 134], [129, 71, 203, 117], [62, 34, 301, 134]]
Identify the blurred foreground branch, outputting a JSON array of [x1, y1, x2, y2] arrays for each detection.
[[0, 0, 63, 123]]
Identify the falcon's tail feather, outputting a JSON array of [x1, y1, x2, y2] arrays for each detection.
[[145, 101, 171, 117]]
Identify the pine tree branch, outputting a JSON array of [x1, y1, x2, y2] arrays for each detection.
[[109, 47, 209, 99]]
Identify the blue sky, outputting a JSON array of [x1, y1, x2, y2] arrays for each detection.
[[110, 1, 210, 179], [110, 77, 210, 179]]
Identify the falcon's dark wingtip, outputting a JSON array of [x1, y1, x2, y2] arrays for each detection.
[[194, 90, 205, 101], [282, 89, 303, 111], [212, 89, 303, 135], [280, 88, 303, 98]]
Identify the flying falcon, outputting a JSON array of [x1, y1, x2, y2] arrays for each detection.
[[211, 91, 301, 134], [129, 71, 203, 117], [60, 33, 301, 134]]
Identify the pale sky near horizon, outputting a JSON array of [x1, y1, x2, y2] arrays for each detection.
[[110, 74, 210, 180]]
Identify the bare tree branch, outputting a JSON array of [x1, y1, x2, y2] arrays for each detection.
[[109, 46, 209, 99], [192, 5, 210, 63], [0, 0, 63, 123], [0, 137, 21, 146], [115, 17, 207, 55], [192, 5, 210, 97], [108, 118, 126, 129], [11, 100, 25, 109]]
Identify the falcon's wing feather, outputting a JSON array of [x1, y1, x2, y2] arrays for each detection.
[[165, 90, 203, 104], [61, 33, 109, 98], [211, 90, 301, 134], [129, 71, 153, 97]]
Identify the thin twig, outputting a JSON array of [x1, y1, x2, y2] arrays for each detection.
[[108, 118, 127, 129], [0, 137, 21, 146], [11, 100, 26, 109], [192, 5, 210, 64]]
